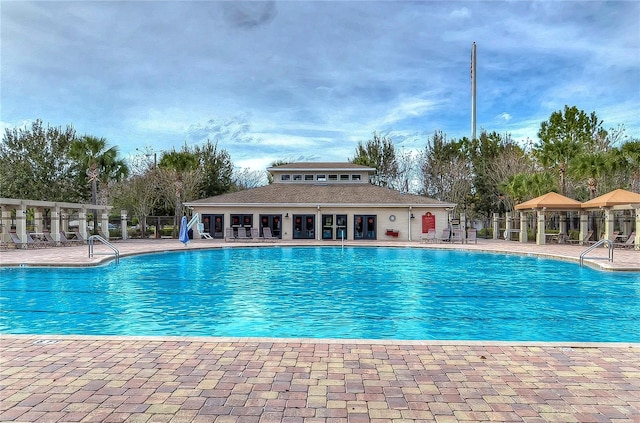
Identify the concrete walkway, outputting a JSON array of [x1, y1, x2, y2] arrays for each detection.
[[1, 239, 639, 422]]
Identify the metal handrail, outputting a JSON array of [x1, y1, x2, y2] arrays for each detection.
[[88, 234, 120, 263], [579, 239, 613, 267]]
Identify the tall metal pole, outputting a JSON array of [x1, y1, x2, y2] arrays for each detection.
[[471, 42, 477, 141]]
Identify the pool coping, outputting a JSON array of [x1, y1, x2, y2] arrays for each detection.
[[4, 333, 639, 348]]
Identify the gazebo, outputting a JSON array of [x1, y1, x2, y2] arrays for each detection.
[[514, 192, 583, 245], [581, 189, 640, 250]]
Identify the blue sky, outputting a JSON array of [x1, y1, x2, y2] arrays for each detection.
[[2, 1, 639, 172]]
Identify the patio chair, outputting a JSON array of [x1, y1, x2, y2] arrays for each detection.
[[438, 228, 451, 243], [250, 227, 261, 241], [567, 230, 593, 245], [26, 233, 47, 249], [71, 230, 87, 243], [225, 227, 236, 242], [197, 223, 213, 239], [614, 232, 636, 249], [451, 229, 464, 243], [43, 232, 62, 247], [236, 227, 250, 241], [60, 231, 83, 246], [419, 229, 437, 243], [262, 227, 278, 242], [9, 232, 27, 249], [466, 228, 477, 244]]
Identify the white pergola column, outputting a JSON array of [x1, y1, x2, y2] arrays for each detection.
[[16, 204, 27, 242], [519, 211, 528, 243], [505, 212, 512, 240], [579, 211, 589, 245], [536, 209, 546, 245], [492, 213, 500, 239], [78, 208, 88, 239], [559, 212, 567, 242], [460, 211, 467, 243], [50, 206, 61, 243], [100, 210, 110, 239], [33, 208, 43, 233], [120, 210, 128, 240], [604, 208, 614, 240], [1, 206, 11, 243]]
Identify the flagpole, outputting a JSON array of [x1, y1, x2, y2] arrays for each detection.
[[471, 42, 477, 141]]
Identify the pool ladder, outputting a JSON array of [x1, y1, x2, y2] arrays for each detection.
[[88, 234, 120, 263], [579, 239, 613, 267]]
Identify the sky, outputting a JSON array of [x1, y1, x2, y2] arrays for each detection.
[[2, 1, 639, 172]]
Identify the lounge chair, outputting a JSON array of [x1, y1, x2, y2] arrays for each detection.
[[590, 231, 619, 245], [614, 232, 636, 249], [262, 227, 278, 242], [225, 227, 236, 242], [250, 227, 260, 241], [9, 232, 27, 249], [438, 228, 451, 243], [197, 223, 213, 239], [236, 227, 250, 241], [567, 230, 593, 245], [60, 231, 83, 246], [26, 233, 47, 249], [451, 229, 464, 243], [467, 228, 477, 244], [43, 232, 62, 247], [71, 230, 87, 243], [420, 229, 437, 243]]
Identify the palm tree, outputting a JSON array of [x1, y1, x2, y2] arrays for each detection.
[[621, 141, 640, 192], [572, 151, 611, 199], [70, 136, 129, 233]]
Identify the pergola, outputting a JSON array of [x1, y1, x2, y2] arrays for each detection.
[[581, 189, 640, 250], [0, 198, 124, 245], [514, 192, 583, 245]]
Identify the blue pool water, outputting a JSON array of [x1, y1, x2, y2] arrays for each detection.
[[1, 247, 639, 342]]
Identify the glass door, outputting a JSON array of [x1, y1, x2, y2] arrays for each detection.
[[354, 215, 376, 240], [322, 214, 333, 240], [293, 214, 315, 239]]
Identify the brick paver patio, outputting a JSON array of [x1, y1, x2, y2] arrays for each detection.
[[1, 239, 639, 422], [1, 336, 639, 422]]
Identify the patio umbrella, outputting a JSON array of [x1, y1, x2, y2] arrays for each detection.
[[179, 215, 190, 245]]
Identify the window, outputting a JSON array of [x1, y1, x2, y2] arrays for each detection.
[[281, 175, 290, 181], [305, 174, 314, 181], [340, 174, 350, 181], [317, 174, 326, 182], [351, 174, 361, 181], [328, 174, 338, 181], [293, 174, 302, 181]]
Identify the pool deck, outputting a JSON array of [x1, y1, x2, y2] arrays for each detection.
[[1, 239, 639, 422]]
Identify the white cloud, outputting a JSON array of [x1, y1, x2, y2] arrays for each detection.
[[1, 0, 638, 173]]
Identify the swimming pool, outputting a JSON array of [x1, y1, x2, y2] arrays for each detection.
[[1, 247, 639, 342]]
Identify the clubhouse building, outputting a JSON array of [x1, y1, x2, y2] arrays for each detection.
[[185, 162, 456, 242]]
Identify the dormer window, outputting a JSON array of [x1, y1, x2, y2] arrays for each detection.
[[281, 175, 290, 181], [305, 174, 314, 181], [351, 175, 361, 181], [328, 174, 338, 181], [340, 175, 350, 181], [293, 175, 302, 181], [317, 174, 326, 182]]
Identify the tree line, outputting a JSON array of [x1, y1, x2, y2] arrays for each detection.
[[1, 105, 638, 231], [352, 105, 639, 221]]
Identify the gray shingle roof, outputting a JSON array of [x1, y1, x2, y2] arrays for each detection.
[[187, 184, 455, 207]]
